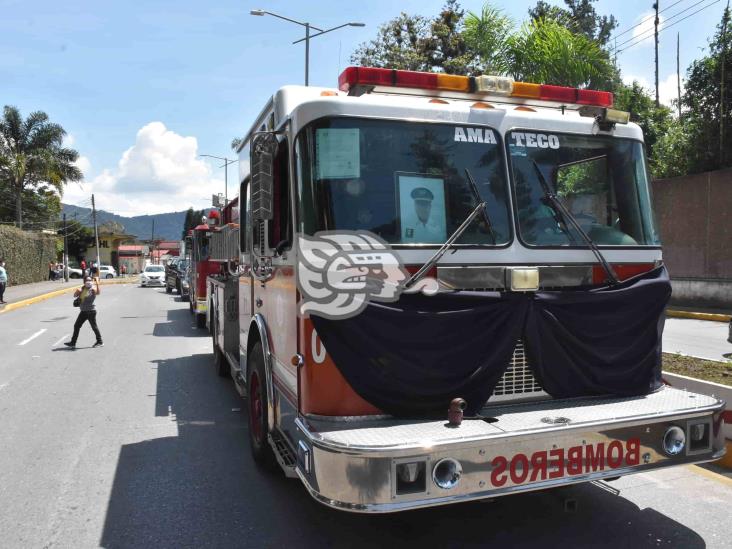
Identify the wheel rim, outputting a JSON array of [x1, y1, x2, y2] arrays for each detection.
[[249, 371, 264, 443]]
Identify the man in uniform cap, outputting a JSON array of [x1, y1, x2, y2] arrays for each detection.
[[404, 186, 443, 243]]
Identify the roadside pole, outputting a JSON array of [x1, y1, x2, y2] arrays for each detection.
[[63, 213, 69, 282], [92, 194, 101, 278]]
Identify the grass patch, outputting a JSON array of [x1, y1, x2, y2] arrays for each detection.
[[663, 353, 732, 386]]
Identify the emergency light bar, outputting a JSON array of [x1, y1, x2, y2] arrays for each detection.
[[338, 66, 614, 108]]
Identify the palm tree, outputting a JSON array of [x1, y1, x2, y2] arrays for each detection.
[[506, 18, 615, 89], [0, 106, 82, 227]]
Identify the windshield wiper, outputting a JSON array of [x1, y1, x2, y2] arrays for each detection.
[[405, 200, 487, 289], [464, 169, 496, 245], [531, 161, 618, 286]]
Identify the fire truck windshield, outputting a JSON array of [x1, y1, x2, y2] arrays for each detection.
[[297, 118, 512, 245], [507, 131, 660, 247]]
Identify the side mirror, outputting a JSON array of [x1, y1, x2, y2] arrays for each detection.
[[250, 132, 278, 223]]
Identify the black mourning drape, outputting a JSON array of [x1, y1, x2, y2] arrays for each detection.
[[310, 266, 671, 417]]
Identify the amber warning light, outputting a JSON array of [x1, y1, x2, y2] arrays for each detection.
[[338, 67, 614, 108]]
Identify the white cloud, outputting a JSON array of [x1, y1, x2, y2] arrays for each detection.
[[74, 155, 91, 176], [622, 73, 684, 110], [630, 11, 664, 48], [63, 122, 226, 217], [63, 133, 75, 147]]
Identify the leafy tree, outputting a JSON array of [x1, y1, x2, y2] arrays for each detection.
[[181, 207, 205, 239], [650, 119, 692, 178], [528, 0, 617, 47], [0, 106, 82, 228], [351, 2, 615, 88], [61, 219, 95, 262], [613, 81, 673, 167], [680, 6, 732, 173]]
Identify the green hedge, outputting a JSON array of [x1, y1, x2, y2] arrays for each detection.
[[0, 225, 59, 286]]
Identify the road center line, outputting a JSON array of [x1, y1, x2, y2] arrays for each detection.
[[18, 329, 47, 346], [52, 334, 69, 347]]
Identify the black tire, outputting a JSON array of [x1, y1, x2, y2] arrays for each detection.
[[196, 312, 206, 329], [247, 342, 277, 469], [166, 284, 172, 294], [176, 280, 181, 294], [212, 314, 229, 378], [106, 274, 113, 279]]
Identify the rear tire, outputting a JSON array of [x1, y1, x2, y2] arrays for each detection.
[[247, 342, 277, 470], [166, 285, 172, 294], [196, 312, 206, 329]]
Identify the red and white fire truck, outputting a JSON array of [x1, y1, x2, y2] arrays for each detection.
[[207, 67, 726, 513], [188, 202, 238, 328]]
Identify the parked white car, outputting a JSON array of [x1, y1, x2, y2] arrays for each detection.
[[98, 265, 117, 279], [67, 265, 83, 278], [140, 265, 166, 287]]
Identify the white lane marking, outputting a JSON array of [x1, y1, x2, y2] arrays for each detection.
[[18, 329, 47, 346], [52, 334, 69, 347]]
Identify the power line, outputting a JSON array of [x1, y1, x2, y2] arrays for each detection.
[[613, 0, 715, 51], [617, 0, 721, 54], [614, 0, 687, 39]]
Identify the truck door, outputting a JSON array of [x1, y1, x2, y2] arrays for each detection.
[[239, 178, 254, 379], [250, 133, 298, 436]]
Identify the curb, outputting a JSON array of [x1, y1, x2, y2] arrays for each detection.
[[667, 309, 731, 323], [0, 277, 140, 314]]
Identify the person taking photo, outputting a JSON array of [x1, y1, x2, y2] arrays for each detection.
[[65, 276, 103, 349]]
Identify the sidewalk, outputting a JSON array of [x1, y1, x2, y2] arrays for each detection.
[[0, 276, 139, 313], [0, 278, 79, 309]]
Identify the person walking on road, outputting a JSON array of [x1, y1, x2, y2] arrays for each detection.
[[0, 259, 7, 304], [65, 276, 103, 349]]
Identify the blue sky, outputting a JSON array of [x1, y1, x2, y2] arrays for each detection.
[[1, 0, 726, 215]]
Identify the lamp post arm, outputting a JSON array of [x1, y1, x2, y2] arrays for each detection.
[[292, 22, 353, 44], [257, 10, 323, 32]]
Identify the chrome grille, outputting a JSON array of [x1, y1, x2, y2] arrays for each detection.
[[490, 341, 545, 402]]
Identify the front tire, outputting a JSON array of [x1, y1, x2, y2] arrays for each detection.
[[166, 284, 172, 294], [247, 342, 277, 469], [106, 274, 113, 279]]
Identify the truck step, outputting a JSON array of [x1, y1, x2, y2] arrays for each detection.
[[269, 432, 298, 478]]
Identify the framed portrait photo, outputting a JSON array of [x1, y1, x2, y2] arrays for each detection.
[[395, 173, 447, 244]]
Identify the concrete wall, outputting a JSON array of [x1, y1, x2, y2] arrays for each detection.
[[653, 168, 732, 308]]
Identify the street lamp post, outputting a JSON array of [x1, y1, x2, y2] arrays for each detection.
[[200, 154, 237, 206], [250, 9, 364, 86]]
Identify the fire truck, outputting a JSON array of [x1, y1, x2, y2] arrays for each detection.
[[188, 202, 238, 328], [207, 67, 726, 513]]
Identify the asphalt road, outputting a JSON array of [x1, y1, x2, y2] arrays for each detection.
[[1, 284, 732, 548], [664, 317, 732, 362]]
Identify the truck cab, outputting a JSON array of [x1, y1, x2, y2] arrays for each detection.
[[207, 67, 726, 513]]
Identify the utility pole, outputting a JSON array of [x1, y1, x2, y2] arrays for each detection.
[[91, 194, 101, 278], [151, 219, 155, 265], [721, 0, 730, 165], [654, 1, 660, 107], [63, 213, 69, 282], [677, 32, 682, 119]]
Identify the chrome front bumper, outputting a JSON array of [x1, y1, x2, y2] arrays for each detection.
[[293, 387, 726, 513]]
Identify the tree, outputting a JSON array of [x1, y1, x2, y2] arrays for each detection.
[[680, 6, 732, 173], [528, 0, 617, 48], [506, 18, 615, 89], [0, 106, 82, 228], [61, 219, 95, 262], [613, 81, 673, 168], [463, 4, 513, 75], [351, 2, 615, 89], [650, 119, 692, 179], [181, 207, 205, 239]]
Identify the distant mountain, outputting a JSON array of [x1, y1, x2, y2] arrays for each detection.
[[61, 204, 188, 241]]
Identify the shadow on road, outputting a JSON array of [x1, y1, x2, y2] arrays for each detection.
[[99, 353, 706, 548], [151, 308, 207, 338]]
